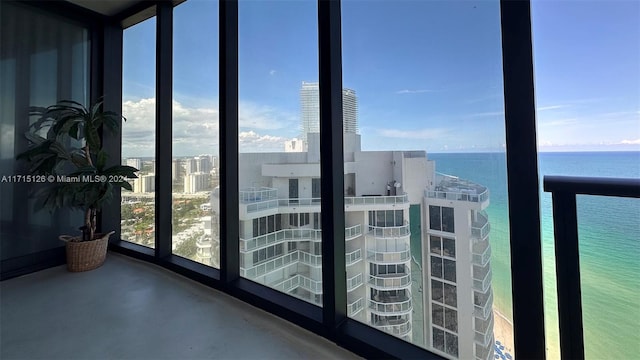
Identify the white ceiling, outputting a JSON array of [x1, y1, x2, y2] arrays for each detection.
[[66, 0, 143, 16]]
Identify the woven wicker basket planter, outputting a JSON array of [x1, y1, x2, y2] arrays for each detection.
[[59, 231, 115, 272]]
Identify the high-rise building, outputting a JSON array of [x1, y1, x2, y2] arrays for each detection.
[[133, 174, 155, 193], [184, 172, 210, 194], [126, 158, 142, 171], [203, 132, 494, 358], [300, 82, 358, 145], [199, 84, 494, 359]]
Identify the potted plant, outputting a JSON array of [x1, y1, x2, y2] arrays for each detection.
[[16, 99, 138, 272]]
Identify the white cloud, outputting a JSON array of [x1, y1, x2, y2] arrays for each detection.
[[122, 98, 295, 157], [395, 89, 437, 94], [537, 105, 567, 111], [239, 131, 288, 152], [377, 128, 450, 140]]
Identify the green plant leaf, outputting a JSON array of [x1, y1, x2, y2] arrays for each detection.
[[96, 150, 107, 171]]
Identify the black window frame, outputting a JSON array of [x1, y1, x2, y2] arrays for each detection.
[[85, 0, 547, 359]]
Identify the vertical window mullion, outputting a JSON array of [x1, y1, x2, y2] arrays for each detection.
[[155, 2, 172, 258], [499, 1, 546, 358], [219, 0, 239, 283], [318, 0, 346, 332]]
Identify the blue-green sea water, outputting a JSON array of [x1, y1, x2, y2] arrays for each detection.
[[424, 151, 640, 360]]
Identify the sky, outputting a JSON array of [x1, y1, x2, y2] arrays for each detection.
[[121, 0, 640, 157]]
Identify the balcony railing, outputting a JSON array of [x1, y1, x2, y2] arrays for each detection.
[[474, 327, 494, 347], [347, 273, 363, 292], [373, 319, 412, 337], [475, 341, 494, 360], [367, 246, 411, 264], [348, 297, 364, 317], [426, 173, 490, 204], [299, 250, 322, 267], [345, 224, 362, 241], [239, 187, 278, 203], [241, 228, 322, 252], [346, 248, 362, 266], [471, 211, 491, 240], [344, 193, 409, 206], [474, 291, 493, 320], [472, 243, 491, 267], [474, 312, 494, 334], [368, 298, 413, 315], [473, 268, 493, 293], [241, 251, 299, 278], [544, 175, 640, 360], [369, 274, 411, 290], [368, 222, 410, 239]]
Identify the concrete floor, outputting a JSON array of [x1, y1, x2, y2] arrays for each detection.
[[0, 253, 361, 360]]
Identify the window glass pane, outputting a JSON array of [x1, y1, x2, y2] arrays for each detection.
[[442, 237, 455, 258], [238, 0, 321, 305], [444, 307, 458, 332], [433, 328, 445, 352], [430, 235, 442, 255], [121, 16, 156, 249], [432, 304, 444, 327], [532, 2, 640, 358], [431, 256, 442, 279], [170, 0, 219, 266], [443, 259, 456, 282], [429, 205, 441, 231], [442, 207, 454, 233], [343, 0, 510, 355], [431, 279, 443, 303], [444, 283, 457, 308], [445, 332, 458, 358]]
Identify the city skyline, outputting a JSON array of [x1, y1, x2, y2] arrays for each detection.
[[121, 0, 639, 158]]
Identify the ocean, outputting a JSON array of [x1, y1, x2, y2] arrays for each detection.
[[421, 151, 640, 359]]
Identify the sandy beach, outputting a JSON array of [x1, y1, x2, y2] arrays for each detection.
[[493, 309, 515, 356]]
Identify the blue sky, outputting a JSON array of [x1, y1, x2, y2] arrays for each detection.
[[121, 0, 639, 157]]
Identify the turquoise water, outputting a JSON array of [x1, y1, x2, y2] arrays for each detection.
[[426, 151, 640, 359]]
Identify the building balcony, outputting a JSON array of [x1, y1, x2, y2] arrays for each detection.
[[347, 273, 364, 292], [368, 222, 410, 240], [473, 268, 493, 293], [472, 241, 491, 267], [241, 228, 322, 252], [471, 211, 491, 241], [367, 244, 411, 264], [475, 338, 495, 360], [299, 250, 322, 267], [344, 193, 409, 211], [241, 251, 299, 278], [345, 248, 362, 266], [373, 318, 412, 337], [345, 224, 362, 241], [475, 312, 494, 334], [368, 297, 413, 316], [425, 173, 490, 209], [368, 273, 411, 290], [347, 297, 364, 317], [240, 187, 278, 203], [473, 331, 493, 347], [473, 291, 493, 320]]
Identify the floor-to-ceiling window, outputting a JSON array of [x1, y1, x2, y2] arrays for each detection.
[[121, 16, 157, 249], [171, 0, 220, 268], [237, 0, 324, 305], [342, 1, 513, 358]]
